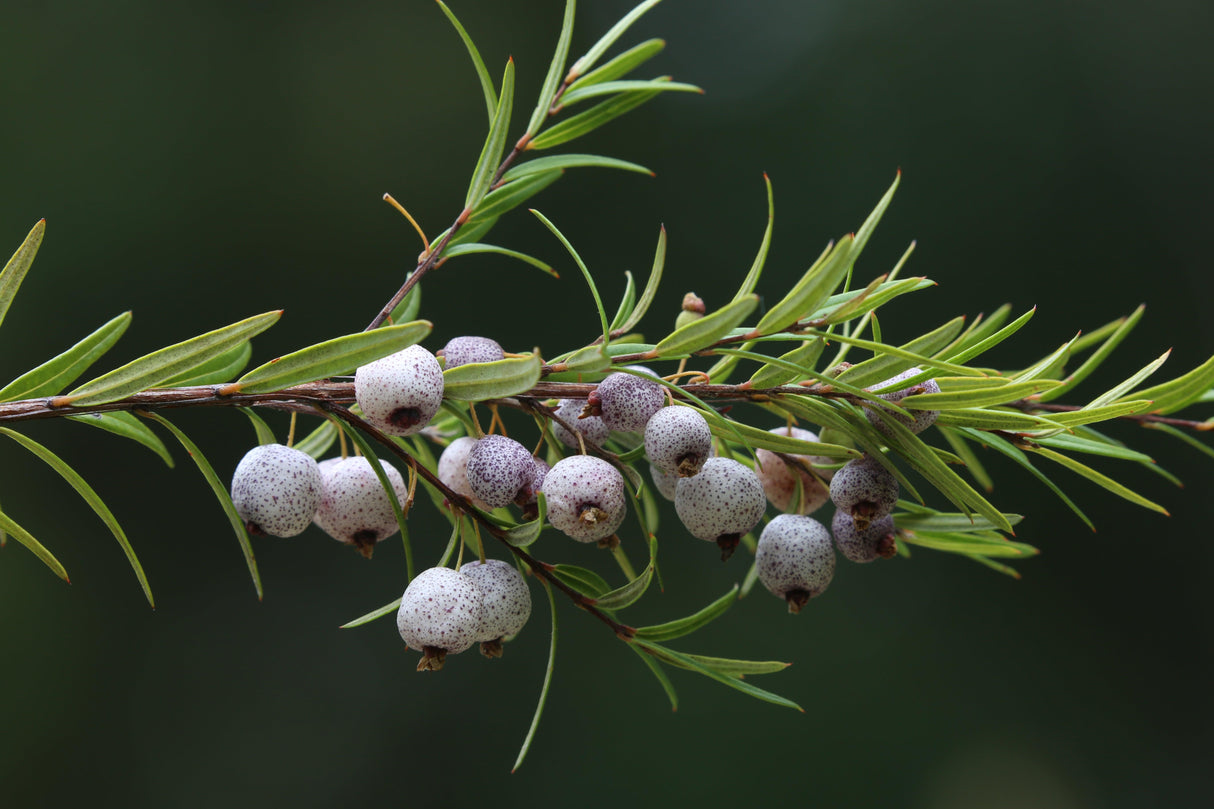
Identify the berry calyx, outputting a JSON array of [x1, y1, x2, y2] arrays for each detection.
[[832, 510, 897, 563]]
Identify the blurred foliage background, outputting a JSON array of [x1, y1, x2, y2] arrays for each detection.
[[2, 1, 1212, 806]]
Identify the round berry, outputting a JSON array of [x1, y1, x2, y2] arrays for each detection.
[[865, 367, 941, 436], [650, 463, 679, 502], [438, 335, 504, 368], [230, 443, 323, 538], [754, 426, 834, 515], [674, 457, 767, 560], [592, 372, 665, 432], [313, 456, 408, 558], [551, 398, 609, 449], [465, 435, 536, 509], [354, 344, 444, 436], [756, 514, 836, 613], [644, 406, 713, 478], [459, 558, 531, 656], [832, 510, 897, 563], [437, 436, 487, 509], [396, 567, 487, 671], [829, 455, 899, 530], [542, 455, 628, 543]]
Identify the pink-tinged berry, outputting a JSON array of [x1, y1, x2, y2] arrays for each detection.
[[832, 510, 897, 563], [754, 426, 834, 515], [756, 514, 836, 613], [551, 398, 609, 449], [230, 444, 323, 538], [438, 335, 504, 368], [644, 406, 713, 478], [313, 456, 408, 558], [466, 435, 536, 509], [591, 372, 665, 432], [542, 455, 627, 544], [865, 367, 941, 436], [674, 457, 767, 560], [459, 558, 531, 657], [354, 344, 444, 436], [829, 455, 899, 530], [396, 567, 487, 671]]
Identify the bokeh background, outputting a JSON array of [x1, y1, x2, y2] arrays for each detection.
[[2, 1, 1212, 806]]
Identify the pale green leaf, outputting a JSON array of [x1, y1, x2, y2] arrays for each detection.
[[339, 596, 401, 629], [465, 58, 515, 211], [526, 0, 577, 137], [162, 341, 253, 387], [67, 411, 175, 467], [633, 585, 739, 641], [1115, 352, 1214, 415], [614, 225, 666, 335], [442, 243, 557, 277], [294, 418, 338, 460], [589, 562, 653, 610], [754, 236, 853, 336], [501, 154, 652, 184], [1037, 305, 1144, 402], [443, 353, 542, 401], [435, 0, 497, 122], [747, 339, 825, 389], [654, 294, 758, 357], [568, 0, 663, 78], [732, 174, 774, 303], [632, 640, 802, 711], [568, 37, 665, 92], [0, 220, 45, 331], [608, 270, 638, 332], [512, 579, 558, 773], [238, 408, 276, 446], [900, 379, 1061, 410], [0, 508, 68, 582], [557, 78, 701, 108], [1025, 445, 1169, 515], [0, 311, 131, 401], [530, 209, 610, 343], [528, 87, 662, 150]]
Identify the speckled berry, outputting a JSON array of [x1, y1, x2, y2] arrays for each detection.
[[396, 567, 487, 671], [650, 463, 679, 501], [829, 455, 899, 530], [645, 406, 713, 478], [437, 436, 489, 510], [674, 457, 767, 560], [551, 398, 609, 449], [591, 371, 665, 432], [459, 558, 531, 657], [354, 344, 444, 436], [756, 514, 836, 613], [465, 435, 536, 509], [313, 456, 408, 558], [832, 510, 897, 563], [230, 443, 323, 538], [438, 335, 504, 368], [754, 426, 834, 515], [865, 367, 941, 436], [542, 455, 627, 543]]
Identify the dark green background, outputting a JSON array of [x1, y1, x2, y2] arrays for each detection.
[[2, 1, 1212, 806]]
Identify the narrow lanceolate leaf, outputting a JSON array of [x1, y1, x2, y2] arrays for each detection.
[[754, 236, 853, 336], [654, 295, 759, 357], [1025, 445, 1169, 515], [442, 243, 557, 277], [68, 411, 175, 467], [230, 320, 433, 394], [527, 87, 662, 150], [388, 278, 421, 326], [631, 644, 679, 710], [748, 339, 825, 389], [1038, 305, 1144, 402], [942, 306, 1036, 367], [588, 562, 653, 610], [894, 512, 1023, 534], [939, 425, 994, 492], [0, 509, 68, 582], [1115, 352, 1214, 415], [568, 37, 665, 92], [505, 492, 545, 547], [948, 304, 1012, 355], [0, 220, 45, 331], [560, 344, 612, 373], [442, 353, 542, 400], [568, 0, 663, 79], [339, 596, 401, 629], [672, 654, 790, 677], [531, 210, 611, 343], [162, 341, 253, 387], [1084, 349, 1171, 410], [294, 418, 338, 460], [140, 412, 262, 599], [632, 640, 802, 711], [1035, 433, 1156, 464], [0, 312, 131, 401], [435, 0, 497, 122], [502, 155, 652, 185], [900, 380, 1061, 411], [238, 408, 276, 446], [465, 58, 515, 211], [525, 0, 576, 138], [62, 311, 281, 406], [935, 408, 1060, 431], [698, 407, 858, 458], [1012, 334, 1079, 383], [512, 579, 558, 774], [834, 316, 968, 388], [732, 174, 774, 304], [550, 564, 613, 598], [0, 427, 153, 606], [851, 171, 900, 259], [556, 78, 701, 109], [615, 225, 666, 335], [634, 585, 739, 641], [467, 170, 564, 225], [609, 270, 638, 332], [902, 530, 1038, 558], [1031, 400, 1154, 429]]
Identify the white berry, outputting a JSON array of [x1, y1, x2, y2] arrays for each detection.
[[542, 455, 628, 543], [865, 367, 941, 436], [313, 456, 408, 558], [829, 455, 899, 530], [230, 443, 323, 538], [354, 344, 444, 436], [644, 406, 713, 477], [754, 425, 833, 515], [438, 335, 504, 368], [465, 435, 536, 509], [396, 566, 487, 671], [551, 398, 609, 449], [459, 558, 531, 656], [756, 514, 836, 613], [592, 371, 665, 432], [674, 457, 767, 560]]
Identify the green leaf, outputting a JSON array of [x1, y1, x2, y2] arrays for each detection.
[[1037, 305, 1144, 402], [632, 640, 802, 711], [501, 154, 653, 185], [589, 562, 653, 610], [465, 58, 515, 211], [1024, 445, 1169, 515], [834, 316, 968, 388], [935, 408, 1060, 431], [569, 0, 663, 78], [754, 235, 853, 336], [894, 511, 1023, 533], [654, 295, 759, 357], [161, 341, 253, 387], [634, 585, 739, 641], [67, 411, 175, 467], [441, 243, 557, 277], [0, 427, 153, 606], [1031, 400, 1154, 429], [238, 408, 276, 446], [964, 554, 1023, 579], [512, 579, 558, 773], [530, 209, 610, 344], [140, 412, 262, 599], [467, 170, 564, 225], [63, 311, 281, 406], [1115, 352, 1214, 415], [747, 339, 825, 389], [1083, 349, 1171, 410], [939, 426, 994, 492], [231, 320, 432, 393], [435, 0, 497, 122], [1144, 422, 1214, 462], [0, 508, 68, 582], [0, 220, 45, 331], [631, 644, 679, 711], [505, 492, 545, 547], [388, 277, 422, 326], [528, 87, 663, 150], [1012, 334, 1078, 383], [559, 344, 612, 373], [443, 353, 542, 400], [946, 304, 1012, 355], [525, 0, 577, 138], [902, 530, 1038, 558], [294, 419, 339, 460], [556, 78, 701, 108], [698, 407, 858, 458], [940, 306, 1036, 366], [900, 379, 1061, 410], [568, 37, 665, 92], [549, 563, 612, 598], [614, 225, 666, 335], [1035, 433, 1155, 464], [0, 311, 132, 401], [851, 171, 900, 261], [673, 654, 790, 677], [339, 596, 401, 629], [608, 270, 638, 332], [732, 174, 774, 303]]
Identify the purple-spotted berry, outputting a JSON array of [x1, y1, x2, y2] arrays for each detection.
[[230, 443, 323, 538], [756, 514, 836, 613], [354, 344, 444, 436]]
